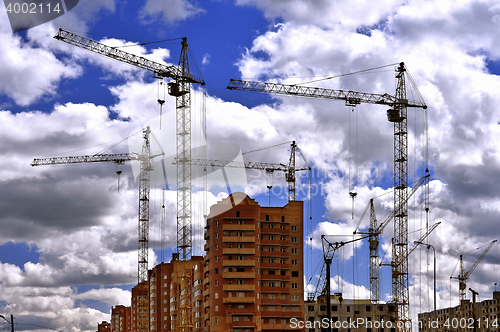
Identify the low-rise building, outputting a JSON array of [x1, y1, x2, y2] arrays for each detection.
[[304, 293, 397, 332], [418, 291, 500, 332]]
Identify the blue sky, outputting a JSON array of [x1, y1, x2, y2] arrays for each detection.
[[1, 0, 500, 331]]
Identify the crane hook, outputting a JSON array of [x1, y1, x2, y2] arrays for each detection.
[[349, 191, 357, 219], [116, 170, 122, 193]]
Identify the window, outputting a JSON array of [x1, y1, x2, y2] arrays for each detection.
[[215, 221, 219, 227], [215, 293, 218, 299], [269, 270, 275, 275], [292, 283, 299, 289], [281, 247, 286, 252], [228, 243, 232, 248], [237, 267, 245, 272], [269, 247, 276, 251], [266, 215, 270, 221], [292, 271, 299, 277], [215, 244, 218, 250], [215, 232, 219, 238], [215, 318, 218, 324], [269, 319, 276, 324], [237, 279, 244, 285], [292, 260, 299, 266], [281, 216, 285, 222], [237, 256, 244, 260], [281, 282, 286, 287], [280, 259, 286, 264], [269, 235, 276, 240], [269, 258, 276, 263], [268, 224, 275, 229], [292, 295, 299, 301], [215, 268, 218, 274], [281, 236, 286, 241], [280, 224, 286, 229], [237, 220, 244, 225], [281, 270, 286, 276], [214, 256, 218, 262], [236, 243, 244, 248], [236, 211, 240, 217], [291, 226, 298, 231], [215, 305, 218, 312], [291, 237, 298, 242], [269, 294, 276, 299], [291, 248, 298, 254], [215, 280, 218, 286]]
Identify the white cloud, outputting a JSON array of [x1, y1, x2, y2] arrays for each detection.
[[139, 0, 205, 24]]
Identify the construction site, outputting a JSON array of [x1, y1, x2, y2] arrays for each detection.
[[28, 28, 499, 332]]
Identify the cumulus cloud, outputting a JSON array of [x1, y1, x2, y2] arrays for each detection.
[[139, 0, 205, 24]]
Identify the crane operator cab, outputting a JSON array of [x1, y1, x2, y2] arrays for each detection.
[[387, 108, 404, 122]]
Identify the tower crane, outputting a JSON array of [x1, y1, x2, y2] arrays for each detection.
[[54, 28, 205, 263], [451, 239, 497, 304], [227, 63, 427, 331], [31, 127, 162, 284], [177, 141, 311, 202], [353, 174, 429, 306], [319, 234, 370, 332]]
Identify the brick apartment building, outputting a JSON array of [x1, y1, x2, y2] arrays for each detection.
[[418, 291, 500, 332], [110, 306, 131, 332], [203, 192, 305, 332], [148, 255, 204, 332]]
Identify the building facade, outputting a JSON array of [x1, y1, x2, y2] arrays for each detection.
[[98, 321, 111, 332], [203, 192, 305, 332], [418, 291, 500, 332], [110, 305, 131, 332], [148, 254, 204, 332]]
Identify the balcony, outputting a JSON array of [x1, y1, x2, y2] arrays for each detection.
[[223, 284, 255, 291], [261, 323, 295, 330], [223, 236, 255, 243], [230, 321, 256, 328], [226, 307, 255, 316], [223, 272, 255, 279], [223, 297, 255, 304], [223, 248, 255, 255], [222, 259, 256, 267], [223, 224, 255, 231]]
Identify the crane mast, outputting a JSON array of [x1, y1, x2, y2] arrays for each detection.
[[228, 64, 427, 331], [54, 28, 205, 262]]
